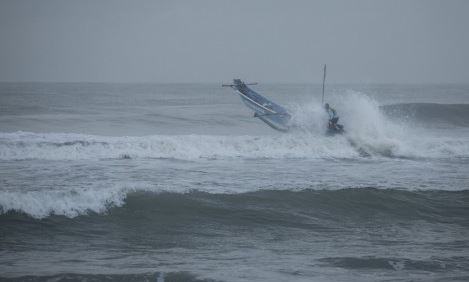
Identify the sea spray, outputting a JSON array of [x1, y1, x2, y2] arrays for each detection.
[[287, 92, 469, 158]]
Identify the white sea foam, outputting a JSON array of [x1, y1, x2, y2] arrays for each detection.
[[0, 131, 357, 160], [0, 186, 130, 218], [0, 129, 467, 161]]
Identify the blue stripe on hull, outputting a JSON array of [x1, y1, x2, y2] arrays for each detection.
[[230, 80, 291, 132]]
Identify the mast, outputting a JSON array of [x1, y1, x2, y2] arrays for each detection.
[[321, 64, 327, 105]]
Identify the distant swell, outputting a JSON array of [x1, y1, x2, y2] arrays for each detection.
[[381, 103, 469, 126], [319, 256, 466, 272], [0, 272, 211, 282], [1, 188, 468, 223]]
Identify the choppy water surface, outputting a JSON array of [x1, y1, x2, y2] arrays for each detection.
[[1, 83, 468, 281]]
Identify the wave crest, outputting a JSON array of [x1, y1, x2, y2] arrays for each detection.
[[0, 186, 131, 218], [2, 188, 468, 222]]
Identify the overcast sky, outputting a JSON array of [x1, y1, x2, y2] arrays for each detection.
[[0, 0, 468, 83]]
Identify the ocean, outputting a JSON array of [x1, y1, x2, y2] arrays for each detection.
[[0, 82, 468, 282]]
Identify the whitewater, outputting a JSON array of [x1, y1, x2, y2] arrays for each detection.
[[1, 83, 468, 282]]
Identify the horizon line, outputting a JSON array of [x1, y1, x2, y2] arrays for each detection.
[[1, 80, 468, 85]]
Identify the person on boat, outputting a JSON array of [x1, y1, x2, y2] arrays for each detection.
[[324, 103, 339, 129]]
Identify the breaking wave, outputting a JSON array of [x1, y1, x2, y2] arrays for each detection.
[[0, 185, 132, 218], [1, 130, 467, 161], [0, 131, 358, 160], [1, 93, 468, 161], [288, 93, 469, 159]]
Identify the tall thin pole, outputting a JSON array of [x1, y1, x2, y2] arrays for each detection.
[[321, 64, 327, 105]]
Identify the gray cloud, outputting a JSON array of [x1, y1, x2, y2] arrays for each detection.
[[0, 0, 468, 83]]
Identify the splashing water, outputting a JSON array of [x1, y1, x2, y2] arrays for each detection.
[[287, 91, 469, 158]]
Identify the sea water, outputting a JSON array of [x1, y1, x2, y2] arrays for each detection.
[[1, 83, 468, 281]]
